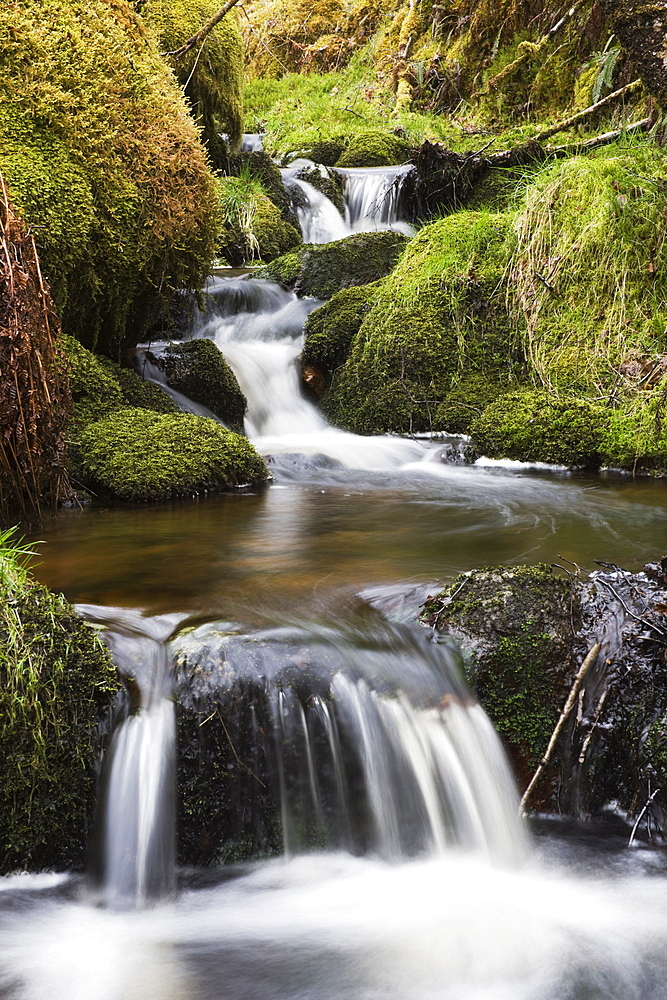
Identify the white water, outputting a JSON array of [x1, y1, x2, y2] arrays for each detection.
[[282, 161, 415, 242]]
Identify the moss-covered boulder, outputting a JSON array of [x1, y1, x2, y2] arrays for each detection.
[[151, 339, 247, 431], [75, 408, 268, 502], [335, 130, 412, 168], [513, 149, 667, 396], [0, 568, 118, 873], [63, 335, 177, 428], [301, 283, 378, 384], [225, 150, 299, 229], [601, 381, 667, 475], [421, 565, 582, 805], [218, 176, 302, 265], [259, 230, 409, 299], [295, 166, 345, 216], [0, 0, 219, 356], [323, 211, 519, 434], [146, 0, 245, 161], [470, 389, 609, 467]]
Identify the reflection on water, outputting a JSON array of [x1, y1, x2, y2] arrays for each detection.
[[26, 466, 667, 614]]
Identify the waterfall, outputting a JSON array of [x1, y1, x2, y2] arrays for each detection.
[[282, 161, 415, 243], [173, 618, 527, 866], [80, 607, 183, 909]]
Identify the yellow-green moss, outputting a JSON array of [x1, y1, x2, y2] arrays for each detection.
[[76, 408, 268, 502], [0, 0, 219, 356], [217, 175, 302, 264], [324, 211, 519, 433], [0, 569, 119, 873], [146, 0, 244, 157], [335, 129, 412, 167]]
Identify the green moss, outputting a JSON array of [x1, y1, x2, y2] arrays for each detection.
[[513, 149, 667, 395], [146, 0, 244, 157], [62, 335, 175, 428], [225, 150, 299, 227], [217, 174, 302, 265], [422, 563, 578, 790], [252, 197, 303, 262], [434, 372, 524, 435], [0, 0, 219, 356], [259, 230, 409, 299], [0, 575, 118, 873], [76, 408, 268, 502], [302, 283, 378, 382], [155, 339, 247, 432], [601, 381, 667, 475], [335, 130, 412, 167], [294, 166, 345, 215], [324, 211, 518, 434], [471, 389, 608, 466]]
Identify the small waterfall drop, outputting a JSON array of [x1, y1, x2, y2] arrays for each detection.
[[81, 607, 184, 909]]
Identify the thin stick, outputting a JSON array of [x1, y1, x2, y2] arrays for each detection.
[[163, 0, 243, 60], [519, 642, 600, 812], [629, 787, 661, 846], [533, 79, 643, 143]]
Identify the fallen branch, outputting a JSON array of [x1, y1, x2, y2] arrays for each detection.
[[532, 79, 643, 143], [162, 0, 243, 60], [520, 642, 601, 812]]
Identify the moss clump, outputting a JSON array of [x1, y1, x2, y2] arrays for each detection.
[[0, 0, 219, 356], [303, 138, 348, 167], [601, 380, 667, 475], [217, 175, 302, 265], [146, 0, 244, 159], [324, 211, 518, 434], [0, 565, 118, 873], [154, 339, 247, 431], [62, 335, 175, 428], [225, 150, 299, 229], [295, 166, 346, 215], [76, 408, 268, 502], [260, 230, 409, 299], [421, 564, 578, 795], [434, 372, 523, 435], [471, 389, 608, 467], [335, 130, 412, 168], [513, 149, 667, 395], [302, 283, 378, 383]]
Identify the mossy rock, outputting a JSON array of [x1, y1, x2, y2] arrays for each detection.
[[226, 149, 299, 228], [62, 335, 176, 428], [217, 178, 302, 266], [434, 372, 526, 435], [0, 580, 119, 873], [303, 138, 348, 167], [335, 130, 412, 168], [323, 211, 519, 434], [259, 230, 409, 299], [76, 408, 268, 502], [301, 283, 378, 383], [600, 377, 667, 475], [470, 389, 609, 467], [421, 564, 579, 802], [0, 0, 219, 356], [152, 339, 247, 432], [294, 166, 345, 215], [146, 0, 245, 160]]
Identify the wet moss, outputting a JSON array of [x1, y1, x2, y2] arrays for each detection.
[[421, 564, 579, 795], [217, 175, 302, 265], [62, 335, 175, 429], [155, 339, 247, 432], [434, 372, 523, 435], [0, 0, 219, 356], [259, 230, 409, 299], [471, 389, 609, 466], [76, 408, 268, 502], [335, 130, 412, 168], [601, 381, 667, 475], [225, 149, 299, 229], [147, 0, 245, 158], [324, 211, 518, 434], [295, 166, 346, 216], [301, 283, 378, 383], [0, 576, 118, 873]]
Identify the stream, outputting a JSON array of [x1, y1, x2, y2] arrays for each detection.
[[2, 162, 667, 1000]]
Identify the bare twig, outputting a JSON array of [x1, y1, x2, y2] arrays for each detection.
[[163, 0, 243, 60], [520, 642, 601, 812], [533, 79, 643, 143], [629, 786, 661, 846]]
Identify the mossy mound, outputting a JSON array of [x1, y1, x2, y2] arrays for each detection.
[[302, 283, 377, 383], [218, 176, 302, 265], [513, 149, 667, 396], [259, 230, 409, 299], [225, 150, 299, 229], [324, 211, 518, 434], [601, 380, 667, 475], [76, 408, 268, 502], [152, 339, 247, 431], [421, 564, 580, 801], [303, 139, 348, 167], [63, 335, 175, 428], [471, 389, 609, 467], [0, 0, 218, 356], [146, 0, 244, 161], [434, 372, 523, 435], [335, 130, 412, 168], [0, 577, 118, 873]]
